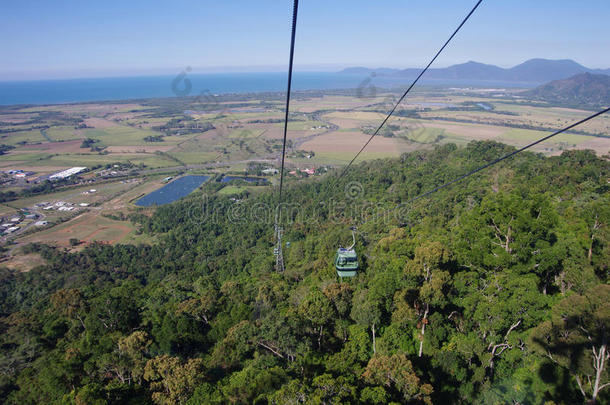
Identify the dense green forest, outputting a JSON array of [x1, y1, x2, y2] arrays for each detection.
[[0, 141, 608, 404]]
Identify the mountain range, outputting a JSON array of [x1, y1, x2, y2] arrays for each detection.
[[339, 59, 610, 84]]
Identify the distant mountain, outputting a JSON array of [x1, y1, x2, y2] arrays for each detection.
[[523, 73, 610, 107], [505, 59, 593, 82], [339, 59, 610, 85], [397, 61, 506, 81]]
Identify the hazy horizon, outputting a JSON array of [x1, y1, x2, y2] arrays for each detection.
[[2, 1, 610, 81], [2, 57, 610, 83]]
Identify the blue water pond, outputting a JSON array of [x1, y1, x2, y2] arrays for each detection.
[[136, 175, 209, 207]]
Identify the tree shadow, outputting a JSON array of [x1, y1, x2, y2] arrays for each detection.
[[532, 317, 608, 404]]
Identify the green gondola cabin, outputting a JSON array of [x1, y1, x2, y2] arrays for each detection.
[[335, 247, 358, 278]]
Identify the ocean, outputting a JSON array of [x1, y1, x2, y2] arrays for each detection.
[[0, 72, 534, 106]]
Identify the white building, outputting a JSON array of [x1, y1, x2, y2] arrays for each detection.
[[262, 168, 279, 175], [49, 167, 87, 180]]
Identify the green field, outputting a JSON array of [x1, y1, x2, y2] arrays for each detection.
[[0, 90, 608, 184], [402, 127, 446, 143], [0, 129, 46, 145], [0, 204, 17, 217], [82, 126, 175, 146], [217, 185, 246, 195], [46, 126, 81, 142], [498, 128, 586, 146]]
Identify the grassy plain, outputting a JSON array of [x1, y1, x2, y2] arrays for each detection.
[[18, 212, 135, 247], [1, 87, 608, 256], [3, 89, 606, 178]]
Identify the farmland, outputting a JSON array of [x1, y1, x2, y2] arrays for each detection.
[[1, 89, 608, 179], [0, 87, 609, 254]]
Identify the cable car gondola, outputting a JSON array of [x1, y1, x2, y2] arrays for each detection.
[[335, 227, 358, 278]]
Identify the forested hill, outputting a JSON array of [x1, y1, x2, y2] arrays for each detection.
[[523, 72, 610, 108], [1, 142, 609, 404]]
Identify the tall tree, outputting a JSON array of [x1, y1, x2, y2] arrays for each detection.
[[362, 352, 433, 404], [351, 289, 382, 354], [404, 241, 451, 357]]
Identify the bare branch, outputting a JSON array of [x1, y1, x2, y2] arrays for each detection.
[[258, 341, 284, 359], [504, 319, 522, 340], [575, 375, 587, 399]]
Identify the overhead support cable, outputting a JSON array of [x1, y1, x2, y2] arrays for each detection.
[[359, 106, 610, 226], [337, 0, 484, 181], [277, 0, 299, 213], [274, 0, 299, 271]]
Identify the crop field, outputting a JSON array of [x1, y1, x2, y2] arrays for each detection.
[[302, 130, 420, 162], [216, 185, 265, 195], [45, 126, 82, 142], [291, 95, 388, 112], [403, 127, 446, 143], [1, 87, 608, 252], [0, 204, 17, 217], [20, 139, 85, 153], [18, 211, 135, 247], [0, 129, 47, 145], [2, 89, 607, 181]]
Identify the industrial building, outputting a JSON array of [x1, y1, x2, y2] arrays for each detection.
[[49, 167, 87, 180]]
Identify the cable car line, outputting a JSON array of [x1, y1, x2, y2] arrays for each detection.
[[330, 0, 482, 277], [274, 0, 299, 271], [332, 107, 608, 277], [355, 106, 610, 227], [337, 0, 484, 181], [268, 0, 606, 280], [277, 0, 299, 213]]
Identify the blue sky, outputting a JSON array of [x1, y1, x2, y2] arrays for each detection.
[[1, 0, 609, 80]]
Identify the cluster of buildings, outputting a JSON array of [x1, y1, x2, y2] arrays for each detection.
[[6, 169, 36, 179], [38, 200, 89, 212], [0, 212, 42, 236], [289, 168, 317, 177], [1, 216, 22, 235], [3, 166, 88, 185], [97, 165, 133, 179], [260, 167, 328, 178]]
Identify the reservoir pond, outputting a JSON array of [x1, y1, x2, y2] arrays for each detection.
[[136, 175, 209, 206]]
